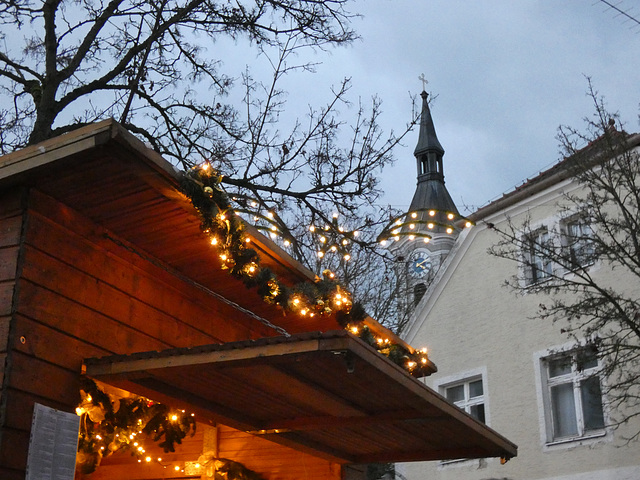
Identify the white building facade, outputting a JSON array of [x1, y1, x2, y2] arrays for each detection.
[[399, 135, 640, 480]]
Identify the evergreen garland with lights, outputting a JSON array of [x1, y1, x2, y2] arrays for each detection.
[[76, 378, 197, 474], [179, 165, 431, 375]]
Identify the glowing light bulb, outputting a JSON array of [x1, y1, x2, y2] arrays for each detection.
[[344, 254, 351, 261], [350, 326, 359, 334], [423, 237, 430, 243], [409, 224, 415, 229], [429, 210, 435, 216], [411, 212, 418, 218], [446, 227, 453, 234], [171, 414, 178, 422], [330, 245, 337, 252], [283, 240, 290, 247], [427, 223, 434, 229], [318, 251, 324, 258], [211, 237, 218, 245], [466, 221, 472, 228], [309, 225, 316, 232], [447, 213, 454, 220], [320, 236, 326, 243], [409, 235, 415, 240]]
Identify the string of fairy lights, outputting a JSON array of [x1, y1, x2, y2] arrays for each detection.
[[377, 208, 474, 246], [76, 161, 473, 474]]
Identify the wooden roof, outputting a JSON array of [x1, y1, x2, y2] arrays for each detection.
[[84, 330, 517, 464], [0, 120, 330, 335]]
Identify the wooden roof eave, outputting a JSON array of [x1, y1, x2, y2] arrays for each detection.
[[84, 330, 516, 465]]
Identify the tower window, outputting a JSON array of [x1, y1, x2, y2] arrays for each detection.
[[414, 283, 427, 305]]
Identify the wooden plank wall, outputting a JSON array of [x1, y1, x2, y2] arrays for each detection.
[[0, 188, 24, 480], [0, 188, 340, 480]]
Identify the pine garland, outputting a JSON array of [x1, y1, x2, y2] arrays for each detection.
[[179, 165, 431, 375], [76, 378, 196, 474]]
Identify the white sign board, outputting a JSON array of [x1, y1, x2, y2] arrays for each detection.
[[26, 403, 80, 480]]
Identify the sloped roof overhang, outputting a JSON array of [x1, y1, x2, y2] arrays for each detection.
[[84, 330, 517, 465]]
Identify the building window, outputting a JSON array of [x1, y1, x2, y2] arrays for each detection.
[[444, 377, 485, 423], [524, 228, 552, 285], [541, 347, 605, 443], [561, 217, 594, 268], [414, 283, 427, 306]]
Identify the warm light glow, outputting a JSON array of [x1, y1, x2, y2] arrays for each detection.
[[96, 435, 102, 440], [245, 237, 251, 243], [447, 213, 454, 220], [350, 326, 359, 334], [300, 309, 308, 315], [267, 211, 274, 219], [146, 457, 152, 463], [423, 238, 430, 243], [380, 240, 388, 246], [251, 201, 258, 207], [270, 225, 277, 231], [320, 236, 326, 243], [201, 163, 210, 171], [330, 245, 337, 252], [407, 361, 417, 369], [338, 226, 344, 233], [283, 240, 290, 247], [427, 223, 434, 229], [175, 466, 181, 471], [446, 227, 453, 234], [465, 221, 472, 228], [409, 235, 415, 240], [344, 254, 351, 261], [411, 212, 418, 218], [220, 254, 227, 261], [332, 212, 339, 218], [317, 251, 324, 258], [210, 237, 218, 245], [171, 414, 178, 422], [409, 224, 415, 229], [429, 210, 436, 216], [353, 231, 359, 237], [75, 407, 84, 416], [420, 347, 428, 354], [421, 358, 428, 364], [392, 229, 400, 235], [293, 298, 300, 305], [342, 239, 348, 245], [219, 213, 226, 220], [395, 219, 402, 226]]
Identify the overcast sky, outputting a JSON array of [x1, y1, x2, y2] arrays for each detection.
[[282, 0, 640, 214]]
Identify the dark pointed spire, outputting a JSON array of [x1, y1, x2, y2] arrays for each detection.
[[408, 90, 459, 217], [414, 91, 444, 159]]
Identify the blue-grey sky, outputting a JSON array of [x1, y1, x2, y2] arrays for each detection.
[[292, 0, 640, 214]]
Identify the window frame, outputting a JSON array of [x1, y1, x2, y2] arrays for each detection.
[[534, 344, 609, 448], [522, 227, 553, 286], [434, 367, 489, 466], [560, 214, 595, 269]]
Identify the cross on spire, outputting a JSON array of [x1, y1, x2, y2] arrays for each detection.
[[418, 73, 428, 92]]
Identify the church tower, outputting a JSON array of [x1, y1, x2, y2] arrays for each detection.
[[385, 90, 467, 307]]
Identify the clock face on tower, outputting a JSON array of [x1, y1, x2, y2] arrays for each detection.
[[409, 250, 432, 278]]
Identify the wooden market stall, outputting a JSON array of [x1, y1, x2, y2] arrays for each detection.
[[0, 120, 516, 480]]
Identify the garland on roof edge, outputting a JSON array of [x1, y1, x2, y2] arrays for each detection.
[[179, 165, 430, 374], [76, 379, 266, 479]]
